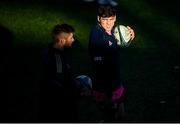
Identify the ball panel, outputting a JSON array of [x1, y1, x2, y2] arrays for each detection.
[[113, 25, 132, 47], [119, 25, 131, 43]]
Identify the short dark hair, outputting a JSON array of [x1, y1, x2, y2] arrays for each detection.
[[52, 23, 75, 41], [98, 5, 116, 17]]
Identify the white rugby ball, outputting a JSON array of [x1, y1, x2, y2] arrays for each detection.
[[113, 25, 131, 47]]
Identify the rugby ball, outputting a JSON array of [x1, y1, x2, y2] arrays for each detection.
[[113, 25, 131, 47], [75, 75, 92, 96]]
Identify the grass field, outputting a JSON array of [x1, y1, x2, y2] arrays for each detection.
[[2, 0, 180, 122]]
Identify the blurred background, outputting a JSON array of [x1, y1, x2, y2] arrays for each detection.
[[2, 0, 180, 122]]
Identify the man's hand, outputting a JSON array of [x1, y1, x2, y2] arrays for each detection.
[[127, 26, 135, 40]]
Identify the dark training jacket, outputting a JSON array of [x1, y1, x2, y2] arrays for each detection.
[[40, 43, 78, 122], [88, 24, 122, 98], [43, 44, 73, 92]]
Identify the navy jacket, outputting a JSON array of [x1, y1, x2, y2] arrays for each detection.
[[88, 24, 122, 95], [40, 44, 78, 122], [42, 43, 77, 98]]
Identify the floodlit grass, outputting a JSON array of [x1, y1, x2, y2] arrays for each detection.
[[117, 0, 180, 46], [0, 1, 92, 47], [0, 1, 160, 49]]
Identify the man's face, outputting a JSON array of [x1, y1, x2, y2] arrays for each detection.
[[64, 32, 74, 47], [56, 32, 74, 49], [98, 16, 116, 33]]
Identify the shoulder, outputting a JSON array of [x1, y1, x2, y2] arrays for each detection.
[[90, 24, 105, 39], [91, 24, 104, 33]]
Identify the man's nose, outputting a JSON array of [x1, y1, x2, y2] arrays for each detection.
[[106, 20, 111, 25]]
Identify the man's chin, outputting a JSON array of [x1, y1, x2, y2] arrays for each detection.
[[105, 28, 112, 32]]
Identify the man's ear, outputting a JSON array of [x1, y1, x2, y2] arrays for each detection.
[[61, 39, 66, 45], [97, 16, 100, 22], [114, 15, 116, 22]]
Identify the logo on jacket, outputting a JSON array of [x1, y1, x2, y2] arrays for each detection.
[[108, 41, 112, 46]]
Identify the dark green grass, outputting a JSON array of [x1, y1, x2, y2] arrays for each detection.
[[3, 0, 180, 122]]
